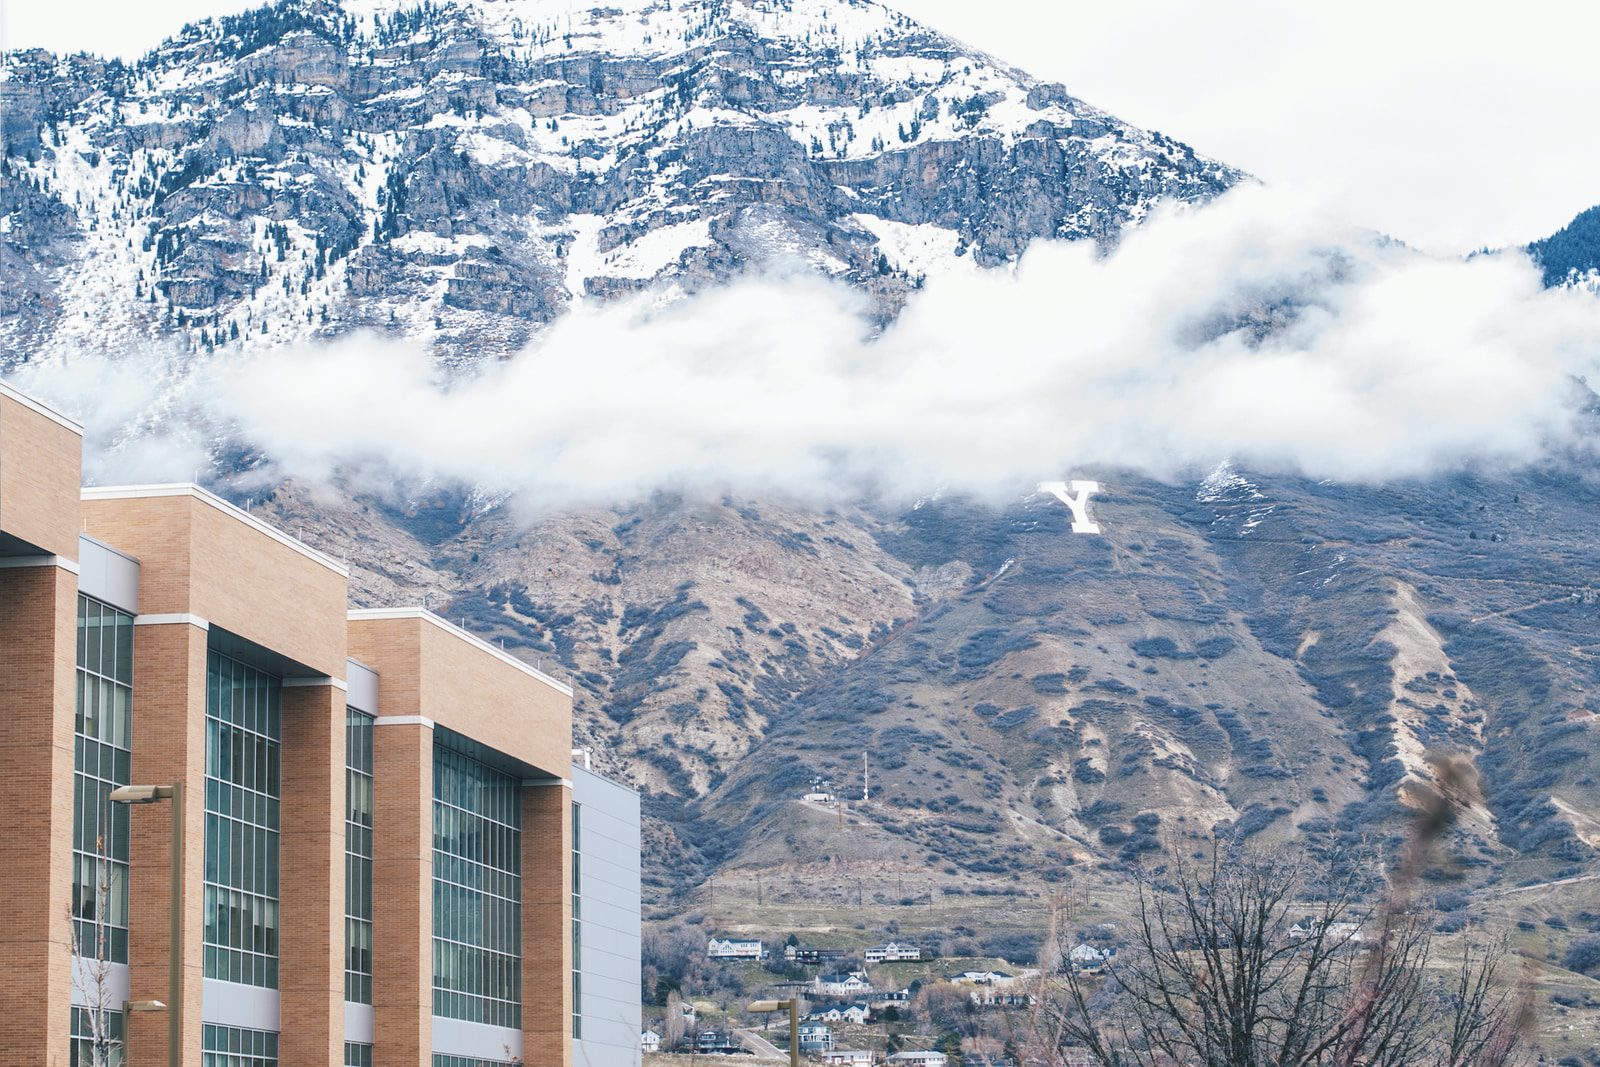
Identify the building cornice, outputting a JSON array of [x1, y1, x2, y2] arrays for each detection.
[[283, 676, 348, 691], [0, 555, 79, 574], [0, 379, 85, 434], [347, 607, 574, 697], [81, 483, 350, 578]]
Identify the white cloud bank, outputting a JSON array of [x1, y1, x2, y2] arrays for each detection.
[[11, 187, 1600, 508]]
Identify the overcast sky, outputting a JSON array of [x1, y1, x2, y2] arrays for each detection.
[[3, 0, 1596, 253]]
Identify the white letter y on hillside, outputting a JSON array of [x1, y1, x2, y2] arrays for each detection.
[[1039, 480, 1102, 534]]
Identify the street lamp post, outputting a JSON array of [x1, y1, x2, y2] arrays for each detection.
[[748, 999, 800, 1067], [110, 782, 184, 1067]]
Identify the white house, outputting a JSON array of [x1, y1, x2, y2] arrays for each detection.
[[813, 971, 873, 997], [821, 1051, 875, 1067], [641, 1030, 662, 1053], [1067, 943, 1115, 974], [1287, 921, 1364, 945], [887, 1052, 948, 1067], [799, 1024, 835, 1052], [808, 1003, 871, 1025], [708, 937, 767, 960], [865, 942, 923, 963], [949, 970, 1017, 987]]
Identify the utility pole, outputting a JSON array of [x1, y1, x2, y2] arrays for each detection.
[[862, 751, 870, 803], [747, 999, 800, 1067]]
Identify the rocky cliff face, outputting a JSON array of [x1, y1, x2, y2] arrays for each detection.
[[0, 0, 1238, 362]]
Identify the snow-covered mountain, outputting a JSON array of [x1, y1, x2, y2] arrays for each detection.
[[0, 0, 1240, 361]]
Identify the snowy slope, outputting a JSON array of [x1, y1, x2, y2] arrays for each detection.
[[0, 0, 1241, 362]]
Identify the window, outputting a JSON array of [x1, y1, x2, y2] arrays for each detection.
[[432, 745, 522, 1029], [203, 651, 282, 989], [432, 1057, 518, 1067], [572, 800, 582, 1040], [343, 1043, 372, 1067], [346, 709, 374, 1004], [70, 1004, 123, 1067], [201, 1024, 278, 1067], [72, 596, 133, 966]]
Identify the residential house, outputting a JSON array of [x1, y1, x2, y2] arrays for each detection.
[[787, 945, 851, 966], [821, 1051, 876, 1067], [864, 989, 911, 1004], [709, 938, 767, 960], [964, 1055, 1014, 1067], [1067, 943, 1116, 975], [886, 1052, 949, 1067], [808, 1004, 872, 1025], [865, 942, 924, 963], [798, 1024, 835, 1053], [968, 988, 1036, 1007], [1286, 920, 1365, 946], [814, 971, 873, 997], [949, 970, 1018, 987], [697, 1030, 742, 1055], [641, 1031, 662, 1054]]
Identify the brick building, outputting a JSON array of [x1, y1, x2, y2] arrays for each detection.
[[0, 380, 641, 1067]]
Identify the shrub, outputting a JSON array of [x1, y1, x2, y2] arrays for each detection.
[[1563, 934, 1600, 976]]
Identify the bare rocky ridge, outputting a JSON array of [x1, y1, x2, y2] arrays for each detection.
[[0, 0, 1238, 362]]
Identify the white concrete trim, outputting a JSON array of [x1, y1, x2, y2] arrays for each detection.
[[375, 715, 435, 728], [201, 978, 280, 1031], [0, 378, 85, 433], [69, 957, 130, 1010], [432, 1015, 523, 1062], [348, 607, 573, 696], [344, 1001, 375, 1045], [347, 659, 380, 715], [524, 778, 573, 788], [79, 533, 138, 565], [575, 763, 642, 798], [81, 484, 350, 577], [79, 535, 140, 613], [0, 554, 78, 574], [135, 612, 210, 630], [282, 676, 348, 691]]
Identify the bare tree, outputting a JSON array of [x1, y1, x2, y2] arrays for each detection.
[[1015, 757, 1532, 1067], [665, 990, 689, 1051], [69, 829, 123, 1067], [1017, 845, 1525, 1067]]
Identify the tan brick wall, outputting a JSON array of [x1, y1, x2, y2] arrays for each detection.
[[0, 565, 77, 1066], [372, 720, 434, 1067], [0, 390, 83, 561], [281, 682, 348, 1067], [522, 782, 574, 1067], [122, 619, 209, 1067], [81, 492, 348, 676], [349, 614, 571, 778]]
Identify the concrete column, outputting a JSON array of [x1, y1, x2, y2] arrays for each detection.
[[0, 564, 77, 1065], [124, 619, 209, 1067], [372, 720, 434, 1066], [522, 781, 574, 1067], [280, 681, 348, 1067]]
